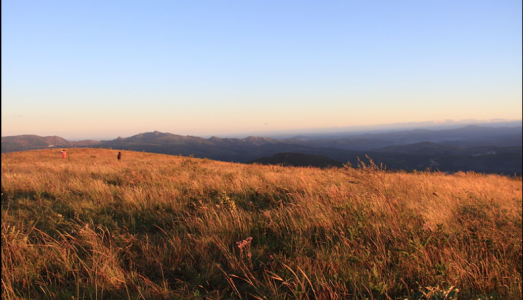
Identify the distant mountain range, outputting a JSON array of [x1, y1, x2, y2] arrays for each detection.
[[2, 124, 521, 174], [0, 135, 100, 153]]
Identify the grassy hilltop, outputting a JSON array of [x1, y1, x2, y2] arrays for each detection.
[[2, 148, 522, 299]]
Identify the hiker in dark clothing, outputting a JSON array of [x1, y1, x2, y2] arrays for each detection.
[[117, 152, 122, 160]]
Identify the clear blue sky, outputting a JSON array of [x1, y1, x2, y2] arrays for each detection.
[[2, 0, 521, 139]]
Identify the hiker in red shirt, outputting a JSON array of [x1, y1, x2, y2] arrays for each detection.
[[62, 150, 67, 159]]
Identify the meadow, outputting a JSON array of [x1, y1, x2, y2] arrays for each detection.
[[1, 148, 521, 299]]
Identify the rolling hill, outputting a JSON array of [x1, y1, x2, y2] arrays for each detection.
[[2, 148, 521, 299], [1, 134, 100, 153]]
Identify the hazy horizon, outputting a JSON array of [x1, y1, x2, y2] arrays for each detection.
[[2, 118, 521, 141], [2, 1, 522, 140]]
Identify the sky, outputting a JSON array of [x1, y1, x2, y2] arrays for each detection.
[[2, 0, 522, 140]]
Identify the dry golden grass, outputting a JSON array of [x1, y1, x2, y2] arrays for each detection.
[[2, 148, 522, 299]]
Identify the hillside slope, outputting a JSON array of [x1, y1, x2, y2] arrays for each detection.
[[249, 152, 345, 168], [2, 149, 522, 299]]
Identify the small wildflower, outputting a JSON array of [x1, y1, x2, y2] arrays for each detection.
[[236, 237, 253, 263], [221, 191, 237, 211]]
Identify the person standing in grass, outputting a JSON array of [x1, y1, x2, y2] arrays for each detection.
[[117, 151, 122, 160], [62, 150, 67, 159]]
